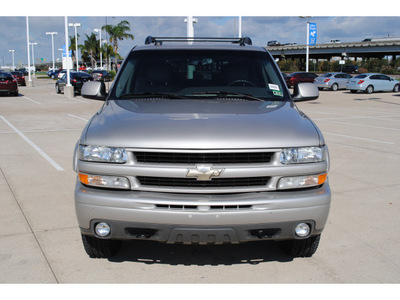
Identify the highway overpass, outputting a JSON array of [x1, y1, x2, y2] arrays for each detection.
[[267, 40, 400, 61]]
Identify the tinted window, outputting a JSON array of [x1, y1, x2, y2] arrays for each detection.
[[354, 74, 367, 79], [112, 49, 288, 100], [0, 73, 13, 79]]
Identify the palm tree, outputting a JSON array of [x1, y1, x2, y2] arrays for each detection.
[[69, 34, 80, 68], [102, 20, 134, 70], [79, 33, 98, 68]]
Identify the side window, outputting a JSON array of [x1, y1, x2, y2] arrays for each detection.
[[370, 75, 378, 80]]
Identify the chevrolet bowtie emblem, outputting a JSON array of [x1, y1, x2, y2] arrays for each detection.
[[186, 164, 224, 181]]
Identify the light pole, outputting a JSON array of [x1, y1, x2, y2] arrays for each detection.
[[30, 42, 37, 77], [9, 50, 15, 71], [184, 16, 197, 44], [300, 16, 312, 72], [68, 22, 81, 71], [46, 32, 58, 71], [238, 16, 242, 38], [94, 28, 102, 69], [26, 16, 32, 85]]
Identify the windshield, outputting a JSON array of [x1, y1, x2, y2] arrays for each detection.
[[111, 49, 288, 101]]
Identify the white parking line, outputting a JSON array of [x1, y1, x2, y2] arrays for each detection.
[[50, 93, 89, 103], [22, 96, 41, 105], [0, 116, 64, 171], [320, 120, 400, 131], [67, 114, 89, 122], [323, 131, 395, 145]]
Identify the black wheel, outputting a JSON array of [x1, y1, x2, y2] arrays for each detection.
[[56, 84, 61, 94], [331, 83, 338, 91], [365, 85, 374, 94], [281, 234, 321, 258], [393, 84, 399, 93], [81, 234, 121, 259]]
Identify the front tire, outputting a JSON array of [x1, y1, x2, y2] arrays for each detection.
[[393, 84, 399, 93], [281, 234, 321, 258], [81, 234, 121, 259]]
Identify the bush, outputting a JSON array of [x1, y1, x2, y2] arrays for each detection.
[[109, 70, 116, 80]]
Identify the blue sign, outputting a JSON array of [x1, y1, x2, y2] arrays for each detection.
[[309, 23, 317, 45], [62, 45, 72, 58]]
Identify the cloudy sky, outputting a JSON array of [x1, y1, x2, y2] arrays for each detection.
[[1, 0, 400, 67]]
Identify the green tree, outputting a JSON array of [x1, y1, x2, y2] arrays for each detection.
[[69, 34, 80, 68], [102, 20, 134, 70], [79, 33, 99, 68]]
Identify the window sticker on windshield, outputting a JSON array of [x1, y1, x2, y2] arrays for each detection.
[[269, 84, 280, 91], [273, 90, 283, 97]]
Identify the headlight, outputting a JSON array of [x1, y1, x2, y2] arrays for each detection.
[[280, 147, 325, 164], [79, 145, 128, 163], [79, 173, 130, 189]]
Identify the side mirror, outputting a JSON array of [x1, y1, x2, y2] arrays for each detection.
[[81, 81, 107, 100], [292, 82, 319, 101]]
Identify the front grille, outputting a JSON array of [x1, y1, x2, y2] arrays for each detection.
[[137, 176, 270, 188], [134, 152, 274, 164]]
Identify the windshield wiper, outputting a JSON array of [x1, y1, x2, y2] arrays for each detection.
[[118, 92, 186, 99], [187, 91, 270, 102]]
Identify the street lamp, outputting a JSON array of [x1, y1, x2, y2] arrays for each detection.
[[30, 42, 38, 77], [26, 17, 32, 85], [9, 50, 15, 71], [300, 16, 312, 72], [68, 23, 81, 71], [46, 32, 58, 71], [94, 28, 103, 69]]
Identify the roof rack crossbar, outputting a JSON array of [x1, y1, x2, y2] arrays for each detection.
[[144, 36, 252, 46]]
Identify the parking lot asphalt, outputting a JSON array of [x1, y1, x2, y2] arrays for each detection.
[[0, 78, 399, 284]]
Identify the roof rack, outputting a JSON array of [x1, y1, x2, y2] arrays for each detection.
[[144, 36, 252, 46]]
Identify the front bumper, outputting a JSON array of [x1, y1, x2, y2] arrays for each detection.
[[75, 179, 331, 244]]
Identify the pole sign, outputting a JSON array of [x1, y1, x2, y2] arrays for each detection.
[[309, 23, 317, 45], [62, 45, 72, 58]]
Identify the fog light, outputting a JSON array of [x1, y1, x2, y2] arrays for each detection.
[[95, 222, 111, 237], [295, 223, 310, 237]]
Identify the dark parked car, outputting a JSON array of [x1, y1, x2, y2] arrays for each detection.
[[11, 71, 26, 86], [91, 70, 112, 82], [55, 71, 93, 94], [17, 68, 28, 76], [47, 68, 62, 79], [0, 72, 18, 96], [285, 72, 318, 88], [339, 65, 359, 74]]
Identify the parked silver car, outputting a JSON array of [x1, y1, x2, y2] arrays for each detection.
[[346, 73, 399, 94], [314, 72, 353, 91], [75, 36, 330, 259]]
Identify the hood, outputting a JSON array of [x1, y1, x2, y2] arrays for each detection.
[[82, 99, 321, 149]]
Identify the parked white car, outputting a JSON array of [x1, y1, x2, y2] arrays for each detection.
[[314, 72, 353, 91], [346, 73, 399, 94]]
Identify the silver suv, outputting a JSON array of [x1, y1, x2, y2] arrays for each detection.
[[75, 36, 330, 259]]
